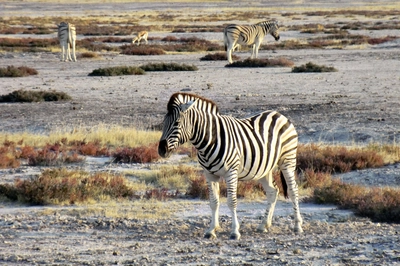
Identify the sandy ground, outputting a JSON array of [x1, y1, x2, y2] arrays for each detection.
[[1, 1, 400, 265]]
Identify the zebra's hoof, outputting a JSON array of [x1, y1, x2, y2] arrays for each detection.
[[204, 232, 216, 240], [229, 233, 241, 240], [256, 227, 268, 233], [294, 227, 303, 234]]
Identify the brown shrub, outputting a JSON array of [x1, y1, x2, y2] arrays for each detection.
[[121, 45, 166, 55], [297, 144, 384, 174], [200, 52, 240, 61], [226, 58, 294, 68], [0, 66, 38, 77], [313, 178, 400, 223], [2, 169, 135, 205], [112, 143, 159, 163]]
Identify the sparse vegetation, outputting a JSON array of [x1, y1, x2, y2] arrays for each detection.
[[112, 143, 159, 163], [140, 62, 198, 71], [0, 168, 135, 205], [313, 177, 400, 223], [292, 62, 338, 73], [297, 144, 385, 174], [0, 89, 71, 103], [78, 52, 101, 59], [200, 52, 240, 61], [88, 66, 145, 76], [120, 45, 166, 56], [0, 66, 38, 77], [226, 58, 294, 68]]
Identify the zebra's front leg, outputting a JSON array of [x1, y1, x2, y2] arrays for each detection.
[[226, 42, 236, 64], [257, 173, 278, 232], [204, 173, 220, 239]]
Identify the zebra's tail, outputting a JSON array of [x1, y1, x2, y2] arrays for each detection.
[[280, 171, 288, 199], [223, 27, 228, 51]]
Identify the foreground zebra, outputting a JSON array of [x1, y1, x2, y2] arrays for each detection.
[[132, 31, 148, 45], [57, 22, 77, 62], [224, 20, 280, 64], [158, 93, 303, 240]]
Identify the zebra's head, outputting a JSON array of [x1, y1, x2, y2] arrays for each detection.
[[158, 97, 197, 158], [270, 22, 280, 41]]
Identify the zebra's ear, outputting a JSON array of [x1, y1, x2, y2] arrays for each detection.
[[180, 100, 196, 113]]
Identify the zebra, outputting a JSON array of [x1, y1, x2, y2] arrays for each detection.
[[158, 92, 303, 240], [224, 20, 280, 64], [132, 31, 149, 45], [57, 22, 77, 62]]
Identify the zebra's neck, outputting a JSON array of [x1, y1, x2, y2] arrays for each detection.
[[189, 111, 218, 154]]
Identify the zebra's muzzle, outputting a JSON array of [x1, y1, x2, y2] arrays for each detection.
[[158, 139, 171, 158], [275, 36, 280, 41]]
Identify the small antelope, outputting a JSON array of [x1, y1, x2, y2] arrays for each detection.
[[132, 31, 148, 45]]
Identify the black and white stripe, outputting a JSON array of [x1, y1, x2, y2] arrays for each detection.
[[224, 20, 280, 64], [158, 93, 303, 240], [57, 22, 77, 62]]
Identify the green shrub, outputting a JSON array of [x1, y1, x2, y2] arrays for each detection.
[[0, 66, 38, 77], [226, 58, 294, 68], [88, 66, 145, 76], [140, 62, 198, 71], [0, 89, 71, 102], [292, 62, 337, 73]]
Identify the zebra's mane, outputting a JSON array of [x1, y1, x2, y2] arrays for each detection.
[[256, 20, 278, 26], [167, 92, 219, 114]]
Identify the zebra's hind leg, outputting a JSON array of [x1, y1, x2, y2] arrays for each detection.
[[204, 173, 221, 239], [257, 173, 278, 233], [281, 164, 303, 234]]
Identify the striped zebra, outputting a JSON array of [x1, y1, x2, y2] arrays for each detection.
[[158, 93, 303, 240], [132, 31, 148, 45], [57, 22, 77, 62], [224, 20, 280, 64]]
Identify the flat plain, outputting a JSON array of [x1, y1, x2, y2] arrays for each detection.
[[0, 1, 400, 265]]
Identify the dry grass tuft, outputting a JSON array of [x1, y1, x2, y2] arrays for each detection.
[[297, 144, 385, 174], [0, 168, 135, 205], [0, 89, 71, 103], [0, 66, 38, 77], [292, 62, 338, 73], [200, 52, 240, 61], [226, 58, 294, 68], [112, 143, 159, 163], [140, 62, 198, 71], [88, 66, 145, 76], [313, 178, 400, 223], [77, 52, 101, 59], [120, 45, 166, 56]]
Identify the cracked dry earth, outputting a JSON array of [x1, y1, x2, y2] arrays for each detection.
[[1, 0, 400, 265]]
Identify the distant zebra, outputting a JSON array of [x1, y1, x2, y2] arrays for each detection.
[[57, 22, 77, 62], [132, 31, 148, 45], [158, 93, 303, 240], [224, 20, 280, 64]]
